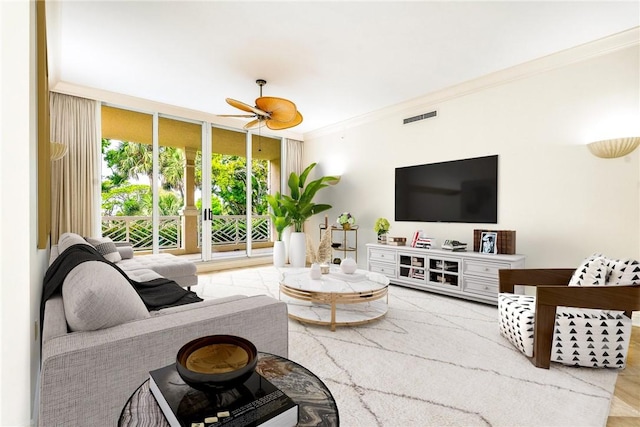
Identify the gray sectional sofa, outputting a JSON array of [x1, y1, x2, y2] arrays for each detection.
[[38, 233, 289, 426]]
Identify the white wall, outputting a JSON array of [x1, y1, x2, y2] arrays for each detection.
[[1, 1, 49, 425], [304, 38, 640, 269]]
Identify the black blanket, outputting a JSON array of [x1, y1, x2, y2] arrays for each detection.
[[41, 244, 202, 334]]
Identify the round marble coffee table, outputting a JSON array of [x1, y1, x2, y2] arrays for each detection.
[[279, 267, 389, 331]]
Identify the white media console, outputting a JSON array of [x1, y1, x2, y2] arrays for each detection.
[[366, 243, 526, 304]]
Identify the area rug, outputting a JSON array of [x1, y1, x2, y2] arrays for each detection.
[[195, 266, 619, 426]]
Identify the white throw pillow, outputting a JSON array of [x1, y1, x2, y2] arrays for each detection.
[[62, 261, 149, 331], [569, 254, 608, 286], [85, 236, 122, 263]]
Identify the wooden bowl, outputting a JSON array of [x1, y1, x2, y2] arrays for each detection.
[[176, 335, 257, 390]]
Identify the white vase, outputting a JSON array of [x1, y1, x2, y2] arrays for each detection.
[[289, 232, 306, 268], [273, 241, 286, 268], [282, 227, 292, 264]]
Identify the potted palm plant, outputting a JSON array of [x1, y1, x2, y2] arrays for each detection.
[[281, 163, 338, 267], [266, 192, 291, 267]]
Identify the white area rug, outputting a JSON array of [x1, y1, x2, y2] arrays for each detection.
[[195, 266, 618, 426]]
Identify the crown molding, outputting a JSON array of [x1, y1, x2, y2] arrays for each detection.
[[305, 27, 640, 140]]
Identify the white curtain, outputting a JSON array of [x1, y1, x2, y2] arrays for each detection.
[[284, 138, 303, 195], [282, 138, 304, 260], [50, 92, 99, 244]]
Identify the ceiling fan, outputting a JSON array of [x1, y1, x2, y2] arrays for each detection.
[[218, 79, 303, 130]]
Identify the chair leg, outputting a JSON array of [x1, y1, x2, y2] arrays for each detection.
[[532, 304, 556, 369]]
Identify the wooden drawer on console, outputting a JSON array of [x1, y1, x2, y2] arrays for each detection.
[[369, 249, 397, 264], [462, 277, 498, 297], [369, 263, 397, 279], [463, 259, 510, 280]]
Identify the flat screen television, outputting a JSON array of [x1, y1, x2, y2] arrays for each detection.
[[395, 155, 498, 223]]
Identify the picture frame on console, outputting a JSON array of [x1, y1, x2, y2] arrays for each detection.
[[480, 232, 497, 254]]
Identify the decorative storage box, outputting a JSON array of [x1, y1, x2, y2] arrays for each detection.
[[473, 230, 516, 254], [387, 237, 407, 246]]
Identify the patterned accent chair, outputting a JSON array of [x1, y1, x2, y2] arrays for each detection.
[[498, 256, 639, 369]]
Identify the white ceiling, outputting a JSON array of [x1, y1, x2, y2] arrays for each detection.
[[48, 1, 640, 135]]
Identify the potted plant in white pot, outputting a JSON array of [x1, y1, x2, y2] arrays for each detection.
[[281, 163, 338, 268], [266, 192, 291, 268], [374, 217, 390, 244]]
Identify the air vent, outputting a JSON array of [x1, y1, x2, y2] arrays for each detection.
[[403, 110, 437, 125]]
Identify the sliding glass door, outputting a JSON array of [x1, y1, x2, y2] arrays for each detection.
[[198, 126, 282, 261], [101, 105, 200, 255]]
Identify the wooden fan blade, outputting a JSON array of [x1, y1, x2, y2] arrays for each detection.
[[266, 111, 303, 130], [243, 118, 265, 130], [216, 114, 256, 118], [226, 98, 270, 117], [255, 97, 297, 123]]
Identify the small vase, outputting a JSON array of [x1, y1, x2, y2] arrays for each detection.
[[309, 263, 322, 279], [342, 223, 351, 230], [377, 234, 387, 244]]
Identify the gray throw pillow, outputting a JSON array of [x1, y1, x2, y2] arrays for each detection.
[[58, 232, 92, 253], [62, 261, 150, 332], [85, 236, 122, 263], [115, 242, 134, 260]]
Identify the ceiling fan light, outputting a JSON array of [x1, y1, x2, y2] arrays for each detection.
[[255, 97, 297, 123], [265, 112, 304, 130], [222, 80, 303, 131]]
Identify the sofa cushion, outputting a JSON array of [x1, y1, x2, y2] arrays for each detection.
[[85, 236, 122, 263], [62, 261, 150, 331], [118, 254, 197, 280], [58, 232, 92, 254]]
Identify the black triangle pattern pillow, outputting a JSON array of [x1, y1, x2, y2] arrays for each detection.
[[605, 258, 640, 286], [568, 254, 607, 286]]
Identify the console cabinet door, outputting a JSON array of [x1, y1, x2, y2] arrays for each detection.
[[427, 256, 461, 289], [398, 253, 427, 283]]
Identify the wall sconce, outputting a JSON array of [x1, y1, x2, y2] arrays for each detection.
[[327, 176, 341, 185], [587, 137, 640, 159], [50, 141, 68, 161]]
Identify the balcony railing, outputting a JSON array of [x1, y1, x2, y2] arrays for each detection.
[[102, 214, 272, 251], [204, 215, 271, 247]]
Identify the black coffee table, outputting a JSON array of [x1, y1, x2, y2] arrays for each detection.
[[119, 352, 339, 427]]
